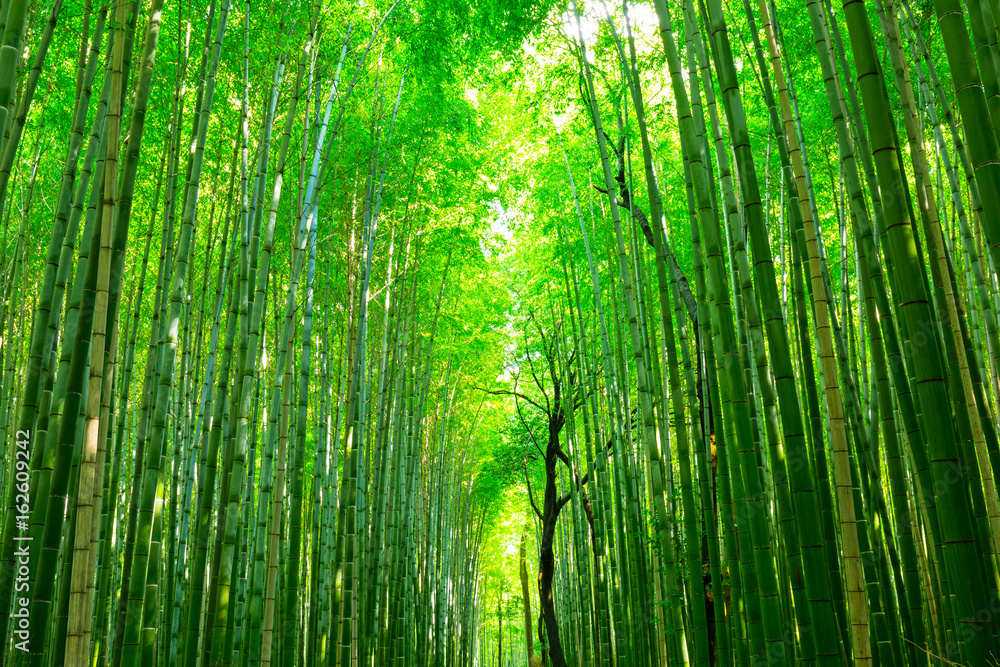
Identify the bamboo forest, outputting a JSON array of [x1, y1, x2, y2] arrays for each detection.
[[8, 0, 1000, 664]]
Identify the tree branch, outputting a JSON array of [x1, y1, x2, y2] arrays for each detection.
[[515, 394, 546, 461], [475, 385, 547, 415], [555, 436, 614, 511], [524, 457, 543, 520], [590, 189, 699, 328]]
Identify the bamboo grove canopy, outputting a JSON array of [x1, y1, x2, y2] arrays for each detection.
[[3, 0, 1000, 664]]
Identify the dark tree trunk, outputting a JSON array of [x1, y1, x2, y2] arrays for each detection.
[[520, 527, 535, 661], [508, 330, 605, 667], [537, 416, 568, 667]]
